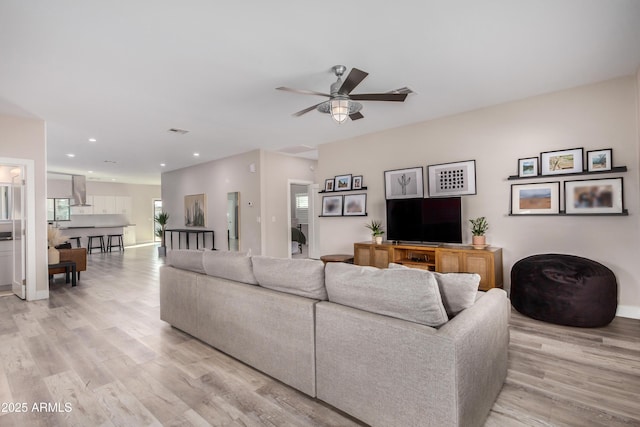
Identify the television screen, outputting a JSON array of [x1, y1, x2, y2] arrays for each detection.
[[386, 197, 462, 244]]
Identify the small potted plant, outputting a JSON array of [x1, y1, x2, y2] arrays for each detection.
[[365, 220, 385, 244], [154, 211, 170, 256], [469, 216, 489, 249]]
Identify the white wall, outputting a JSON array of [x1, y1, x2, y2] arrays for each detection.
[[47, 179, 161, 243], [161, 150, 262, 254], [0, 114, 48, 299], [317, 76, 640, 315]]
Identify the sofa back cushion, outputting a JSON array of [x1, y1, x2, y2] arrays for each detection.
[[167, 249, 205, 274], [252, 256, 327, 300], [202, 250, 258, 285], [325, 263, 448, 327]]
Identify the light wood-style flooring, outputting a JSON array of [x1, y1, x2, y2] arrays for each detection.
[[0, 245, 638, 426]]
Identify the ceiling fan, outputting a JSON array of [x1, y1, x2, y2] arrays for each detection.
[[276, 65, 413, 123]]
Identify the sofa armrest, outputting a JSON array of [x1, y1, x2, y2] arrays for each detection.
[[437, 288, 510, 426]]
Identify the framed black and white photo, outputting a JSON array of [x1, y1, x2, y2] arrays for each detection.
[[352, 175, 363, 190], [321, 195, 343, 216], [334, 174, 352, 191], [427, 160, 476, 197], [384, 167, 424, 199], [586, 149, 612, 172], [343, 194, 367, 216], [510, 182, 560, 215], [518, 157, 539, 178], [324, 178, 334, 192], [564, 177, 624, 214], [540, 148, 583, 175]]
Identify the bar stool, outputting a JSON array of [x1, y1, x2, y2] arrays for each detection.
[[87, 235, 105, 254], [68, 237, 81, 248], [106, 234, 125, 252]]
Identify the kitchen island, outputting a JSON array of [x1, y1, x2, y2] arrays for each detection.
[[57, 225, 135, 248]]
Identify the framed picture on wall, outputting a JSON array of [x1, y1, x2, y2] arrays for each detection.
[[510, 182, 560, 215], [321, 195, 343, 216], [343, 194, 367, 216], [564, 177, 624, 214], [384, 167, 424, 199], [540, 148, 583, 175], [518, 157, 539, 177], [352, 175, 363, 190], [185, 193, 206, 226], [427, 160, 476, 197], [324, 178, 334, 192], [334, 174, 352, 191], [586, 149, 612, 172]]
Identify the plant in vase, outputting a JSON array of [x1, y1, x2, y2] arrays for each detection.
[[47, 226, 67, 264], [365, 220, 385, 244], [469, 216, 489, 249], [154, 211, 170, 256]]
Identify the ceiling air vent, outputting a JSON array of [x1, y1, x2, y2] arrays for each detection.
[[168, 128, 189, 135]]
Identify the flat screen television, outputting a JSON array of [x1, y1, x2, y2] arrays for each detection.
[[386, 197, 462, 244]]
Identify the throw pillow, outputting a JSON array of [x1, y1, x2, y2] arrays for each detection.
[[252, 256, 327, 300], [325, 262, 448, 327], [202, 250, 258, 285]]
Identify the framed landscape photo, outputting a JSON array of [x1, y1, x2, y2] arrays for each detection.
[[321, 195, 343, 216], [427, 160, 476, 197], [586, 149, 612, 172], [510, 182, 560, 215], [324, 178, 334, 192], [352, 175, 363, 190], [564, 177, 624, 214], [334, 174, 352, 191], [343, 193, 367, 216], [540, 148, 583, 175], [384, 167, 424, 199], [518, 157, 539, 178]]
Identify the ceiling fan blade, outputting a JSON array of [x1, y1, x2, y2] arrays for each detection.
[[292, 102, 325, 117], [388, 87, 414, 95], [349, 112, 364, 121], [338, 68, 369, 95], [276, 87, 331, 97], [349, 93, 408, 102]]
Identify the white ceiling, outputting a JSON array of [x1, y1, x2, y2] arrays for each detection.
[[1, 1, 639, 185]]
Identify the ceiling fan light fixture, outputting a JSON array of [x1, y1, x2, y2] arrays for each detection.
[[330, 97, 350, 124]]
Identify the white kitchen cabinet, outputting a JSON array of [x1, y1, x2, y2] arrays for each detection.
[[92, 195, 116, 214], [123, 226, 136, 246], [70, 195, 94, 215], [115, 196, 132, 220]]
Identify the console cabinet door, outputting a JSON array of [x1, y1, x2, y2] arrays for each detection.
[[437, 250, 463, 273], [354, 244, 371, 266], [354, 243, 391, 268], [371, 246, 390, 269]]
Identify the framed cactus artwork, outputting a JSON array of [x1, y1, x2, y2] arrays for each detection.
[[427, 160, 477, 197], [384, 167, 424, 199]]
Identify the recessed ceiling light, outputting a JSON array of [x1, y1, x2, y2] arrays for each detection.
[[88, 170, 94, 173], [66, 153, 75, 158], [160, 163, 166, 167], [111, 178, 116, 181], [193, 152, 200, 157], [88, 138, 97, 142]]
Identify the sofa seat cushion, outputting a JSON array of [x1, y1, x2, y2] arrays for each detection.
[[167, 249, 205, 274], [252, 256, 327, 300], [202, 250, 258, 285], [325, 263, 448, 327]]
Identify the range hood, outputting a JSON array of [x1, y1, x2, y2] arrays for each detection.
[[70, 175, 92, 206]]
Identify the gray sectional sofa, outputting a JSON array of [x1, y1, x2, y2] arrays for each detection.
[[159, 250, 510, 427]]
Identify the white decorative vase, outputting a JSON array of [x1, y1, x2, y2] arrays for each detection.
[[48, 247, 60, 265], [375, 236, 383, 245], [472, 235, 486, 249]]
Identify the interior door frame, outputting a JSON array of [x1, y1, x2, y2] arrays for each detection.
[[0, 157, 36, 300], [287, 180, 318, 259]]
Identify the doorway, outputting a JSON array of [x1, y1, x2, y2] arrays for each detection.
[[153, 199, 162, 242], [287, 181, 318, 259]]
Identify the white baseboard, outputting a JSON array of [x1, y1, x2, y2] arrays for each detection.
[[616, 305, 640, 320]]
